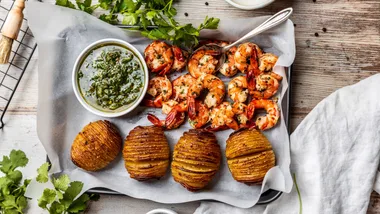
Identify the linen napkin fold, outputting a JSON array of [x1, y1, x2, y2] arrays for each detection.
[[195, 74, 380, 214]]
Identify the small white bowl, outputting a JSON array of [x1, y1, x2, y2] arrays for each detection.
[[224, 0, 275, 10], [72, 38, 149, 118], [146, 208, 178, 214]]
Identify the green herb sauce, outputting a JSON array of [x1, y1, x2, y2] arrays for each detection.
[[78, 44, 144, 112]]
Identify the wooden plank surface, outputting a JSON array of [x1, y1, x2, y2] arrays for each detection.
[[1, 0, 380, 213]]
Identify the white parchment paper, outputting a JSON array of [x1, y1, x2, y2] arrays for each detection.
[[26, 2, 295, 208]]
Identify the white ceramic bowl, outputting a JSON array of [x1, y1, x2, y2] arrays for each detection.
[[146, 208, 178, 214], [224, 0, 275, 10], [72, 38, 149, 118]]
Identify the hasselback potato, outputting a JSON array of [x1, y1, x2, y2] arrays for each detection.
[[123, 126, 170, 181], [71, 120, 122, 171], [172, 129, 221, 191], [226, 128, 275, 184]]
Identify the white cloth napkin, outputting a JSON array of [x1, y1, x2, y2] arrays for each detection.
[[195, 74, 380, 214]]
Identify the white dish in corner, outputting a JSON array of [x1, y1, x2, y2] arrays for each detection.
[[224, 0, 275, 10]]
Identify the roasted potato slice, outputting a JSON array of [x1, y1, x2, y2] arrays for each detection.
[[123, 126, 170, 181], [172, 129, 221, 191], [226, 128, 275, 184], [71, 120, 122, 171]]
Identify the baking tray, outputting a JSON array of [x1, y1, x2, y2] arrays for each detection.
[[46, 65, 292, 205], [83, 66, 293, 205]]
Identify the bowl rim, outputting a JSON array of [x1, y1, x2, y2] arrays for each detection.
[[224, 0, 275, 10], [72, 38, 149, 118]]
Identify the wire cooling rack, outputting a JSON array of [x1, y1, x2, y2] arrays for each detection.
[[0, 0, 37, 129]]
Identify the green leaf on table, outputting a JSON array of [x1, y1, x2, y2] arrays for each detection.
[[152, 0, 166, 7], [9, 150, 28, 170], [66, 193, 90, 213], [52, 174, 70, 192], [199, 16, 220, 30], [7, 170, 22, 184], [118, 0, 138, 13], [122, 13, 138, 25], [36, 162, 50, 183], [140, 14, 150, 30], [76, 0, 98, 14], [38, 189, 57, 209], [49, 201, 65, 214], [141, 28, 170, 40], [2, 195, 17, 209], [56, 0, 77, 9], [146, 11, 157, 20], [99, 0, 113, 10], [99, 13, 119, 24], [16, 195, 28, 212], [0, 150, 28, 175], [61, 181, 84, 206]]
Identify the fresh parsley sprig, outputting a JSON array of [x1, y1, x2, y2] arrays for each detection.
[[0, 150, 30, 214], [36, 163, 99, 214], [56, 0, 220, 48]]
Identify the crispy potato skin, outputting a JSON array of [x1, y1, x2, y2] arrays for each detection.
[[123, 126, 170, 181], [71, 120, 122, 171], [226, 128, 275, 185], [171, 129, 221, 191]]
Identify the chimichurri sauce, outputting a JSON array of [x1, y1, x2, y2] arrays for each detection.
[[78, 44, 144, 112]]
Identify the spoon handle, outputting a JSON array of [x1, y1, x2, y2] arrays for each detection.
[[223, 7, 293, 51]]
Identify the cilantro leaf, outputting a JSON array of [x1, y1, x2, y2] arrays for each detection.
[[56, 0, 77, 9], [38, 189, 57, 209], [199, 16, 220, 30], [0, 156, 12, 174], [36, 162, 50, 183], [62, 181, 83, 203], [99, 0, 113, 10], [49, 201, 65, 214], [76, 0, 98, 14], [146, 11, 157, 20], [7, 170, 22, 184], [9, 150, 28, 169], [66, 193, 89, 213], [99, 13, 119, 24], [122, 13, 138, 25], [16, 195, 28, 212], [55, 0, 220, 51], [52, 174, 70, 192]]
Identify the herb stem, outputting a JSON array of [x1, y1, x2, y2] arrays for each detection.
[[293, 173, 303, 214]]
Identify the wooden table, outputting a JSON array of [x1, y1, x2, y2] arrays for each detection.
[[1, 0, 379, 213]]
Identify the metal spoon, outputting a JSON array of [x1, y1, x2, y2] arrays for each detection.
[[194, 7, 293, 71]]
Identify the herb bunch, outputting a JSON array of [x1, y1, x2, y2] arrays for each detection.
[[36, 163, 99, 214], [0, 150, 30, 214], [56, 0, 220, 48]]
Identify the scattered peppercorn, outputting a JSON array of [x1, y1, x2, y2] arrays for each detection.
[[293, 23, 297, 27], [313, 0, 316, 2], [322, 28, 327, 32], [314, 32, 319, 37], [184, 12, 188, 17], [205, 2, 209, 6]]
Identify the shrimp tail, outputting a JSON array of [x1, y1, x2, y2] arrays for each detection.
[[159, 64, 172, 76], [227, 120, 240, 130], [165, 109, 185, 130], [153, 96, 163, 107], [165, 108, 178, 128], [147, 114, 165, 127], [247, 102, 255, 120], [173, 46, 185, 62], [246, 69, 256, 92], [142, 97, 163, 108], [187, 97, 197, 120], [250, 48, 261, 77]]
